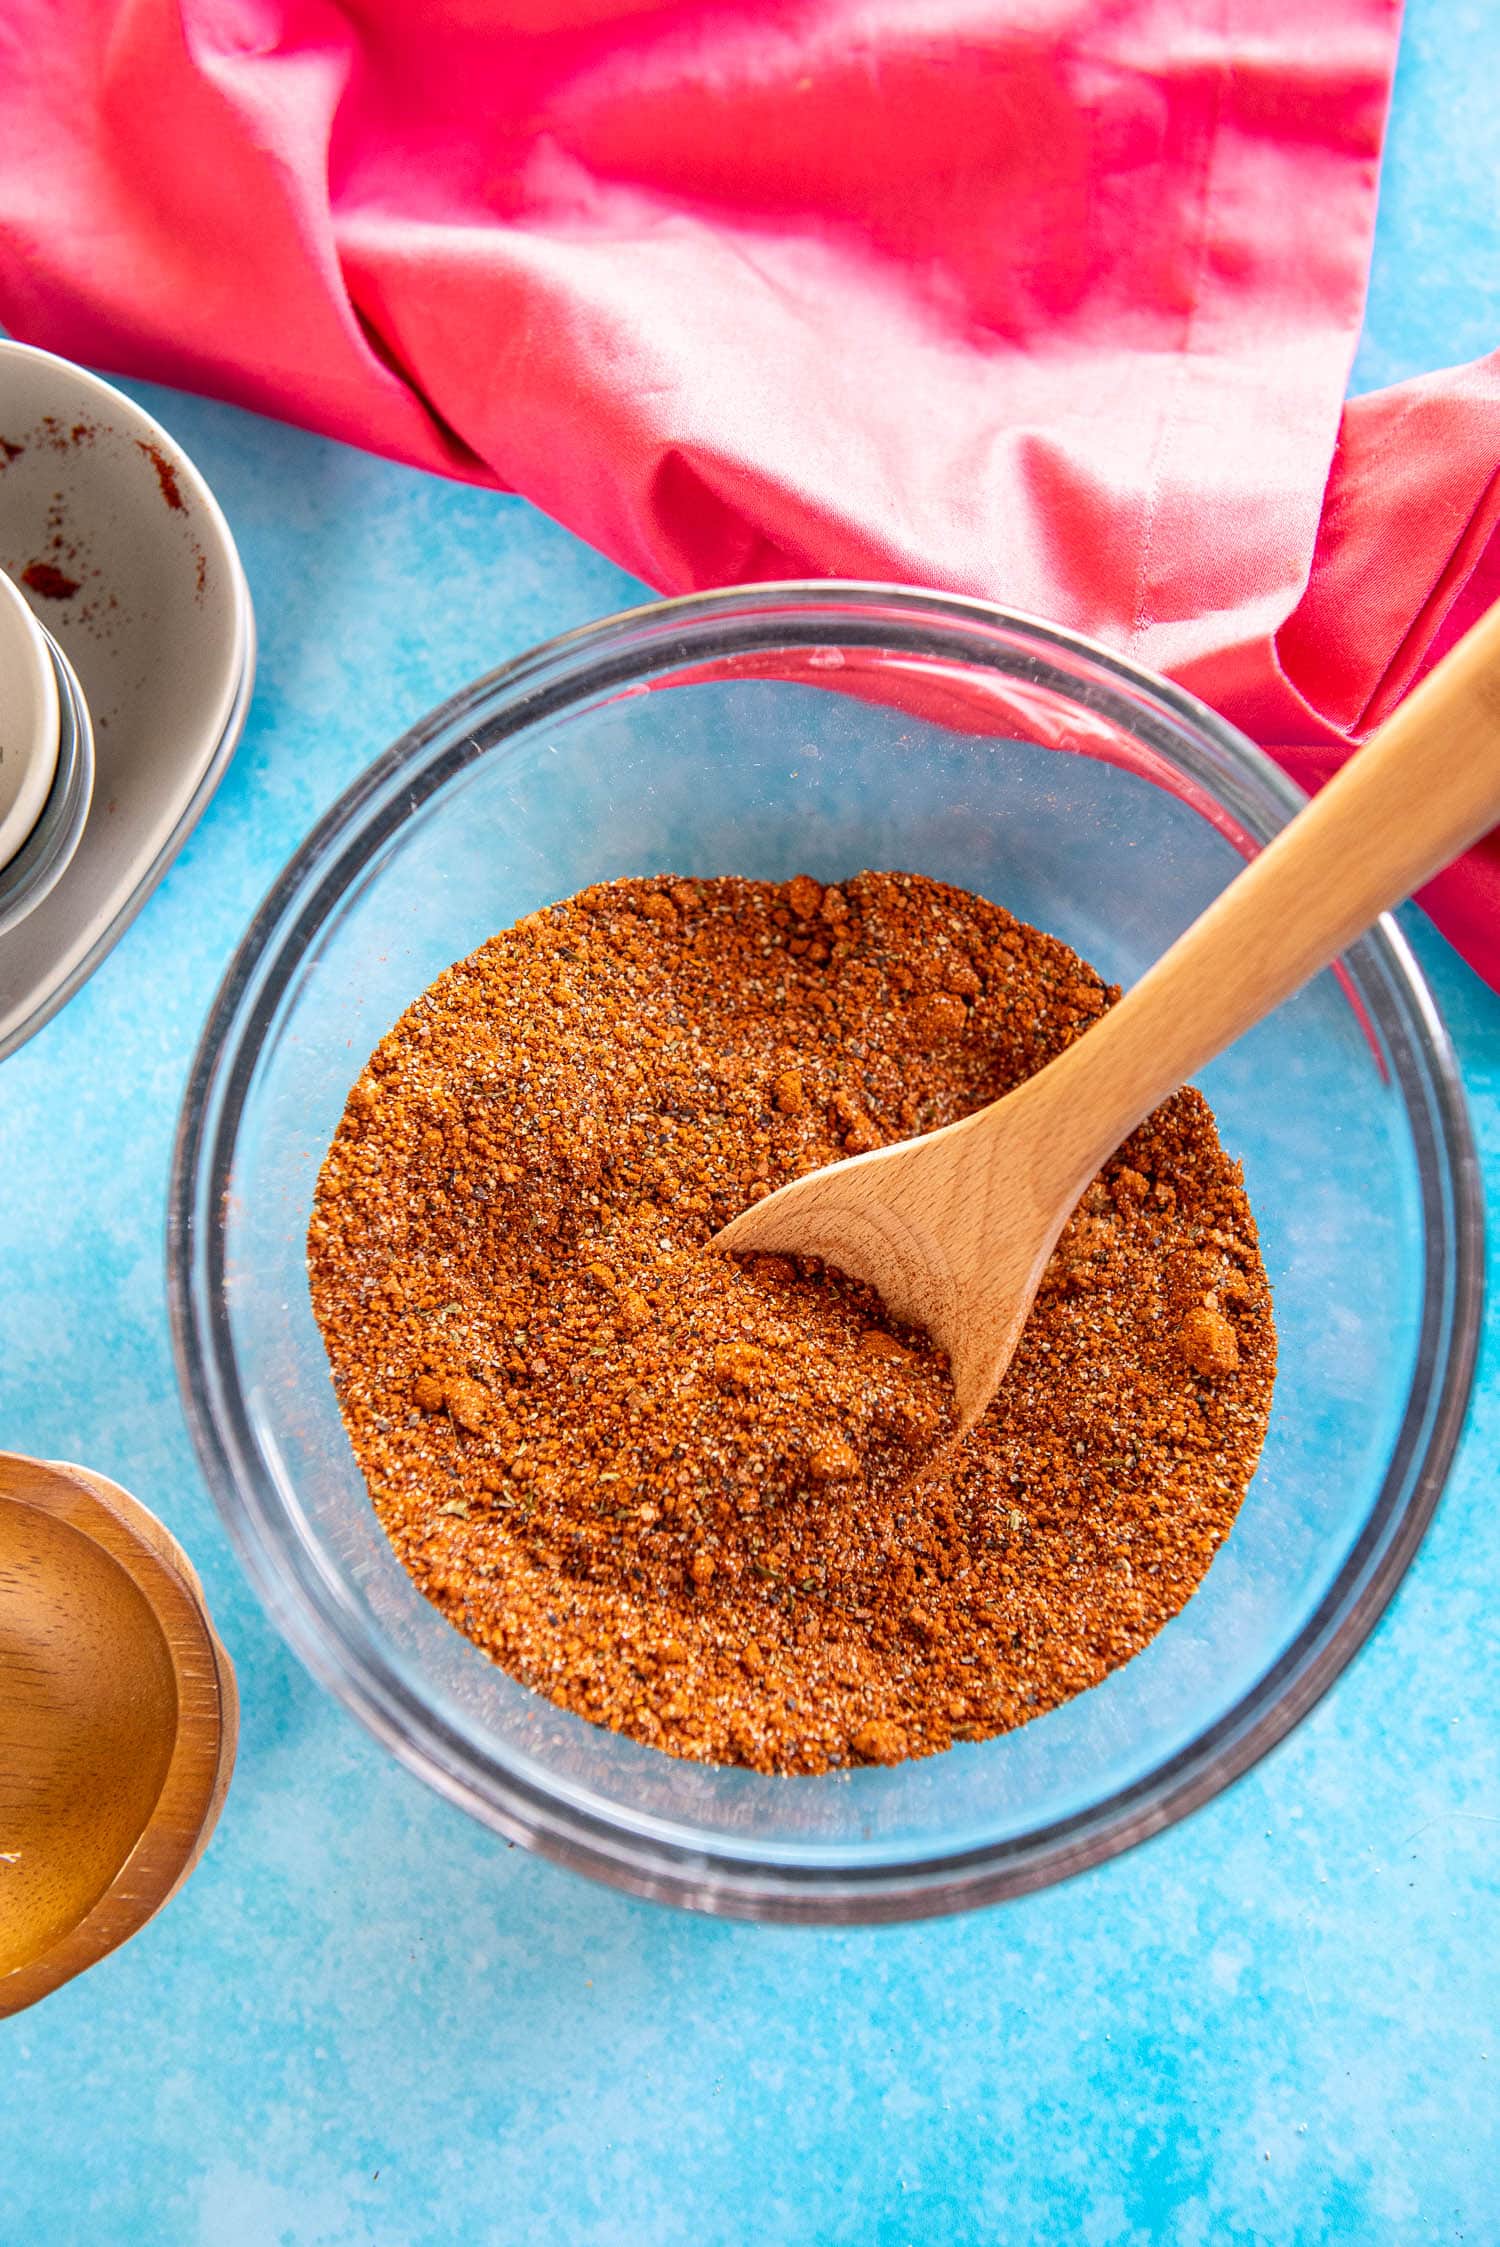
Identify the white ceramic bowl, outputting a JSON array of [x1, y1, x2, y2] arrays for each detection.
[[0, 565, 58, 870], [0, 623, 95, 940], [0, 343, 253, 1057]]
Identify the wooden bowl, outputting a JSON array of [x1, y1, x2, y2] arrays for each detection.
[[0, 1452, 237, 2016]]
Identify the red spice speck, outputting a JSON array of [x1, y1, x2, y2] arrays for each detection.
[[20, 560, 80, 601], [138, 440, 185, 512], [0, 438, 22, 466], [36, 415, 96, 453]]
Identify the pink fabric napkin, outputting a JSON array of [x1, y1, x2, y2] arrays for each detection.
[[0, 0, 1495, 977]]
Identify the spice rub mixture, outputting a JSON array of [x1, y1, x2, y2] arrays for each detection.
[[309, 872, 1275, 1774]]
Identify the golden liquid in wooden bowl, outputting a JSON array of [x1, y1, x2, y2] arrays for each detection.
[[0, 1500, 178, 1975], [0, 1455, 235, 2015]]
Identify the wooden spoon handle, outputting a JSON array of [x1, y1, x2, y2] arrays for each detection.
[[1025, 597, 1500, 1192]]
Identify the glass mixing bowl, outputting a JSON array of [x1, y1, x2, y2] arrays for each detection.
[[169, 584, 1482, 1923]]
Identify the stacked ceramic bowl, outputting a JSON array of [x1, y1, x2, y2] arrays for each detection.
[[0, 343, 253, 1056], [0, 565, 93, 938]]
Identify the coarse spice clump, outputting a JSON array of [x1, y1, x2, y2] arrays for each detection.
[[308, 871, 1276, 1774]]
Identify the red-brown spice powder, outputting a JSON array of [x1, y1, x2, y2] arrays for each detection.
[[309, 872, 1276, 1773], [137, 439, 185, 512], [18, 559, 80, 601]]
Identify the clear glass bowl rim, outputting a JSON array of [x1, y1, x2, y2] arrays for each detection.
[[168, 581, 1484, 1923]]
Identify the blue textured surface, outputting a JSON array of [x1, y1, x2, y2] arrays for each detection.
[[3, 3, 1498, 2237]]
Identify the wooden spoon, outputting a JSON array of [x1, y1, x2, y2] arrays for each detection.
[[0, 1453, 237, 2018], [717, 602, 1500, 1432]]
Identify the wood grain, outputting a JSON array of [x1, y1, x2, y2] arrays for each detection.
[[717, 597, 1500, 1428], [0, 1454, 237, 2018]]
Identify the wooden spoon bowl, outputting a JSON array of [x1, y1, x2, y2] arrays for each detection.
[[0, 1453, 237, 2017]]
